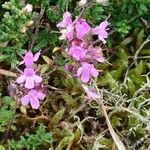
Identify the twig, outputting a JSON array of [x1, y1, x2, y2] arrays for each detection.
[[133, 35, 150, 65], [0, 69, 17, 77], [21, 114, 49, 121], [28, 8, 45, 50], [73, 7, 85, 24], [95, 87, 126, 150], [133, 81, 150, 97], [98, 101, 126, 150], [108, 106, 150, 123], [123, 62, 134, 85], [129, 56, 150, 59]]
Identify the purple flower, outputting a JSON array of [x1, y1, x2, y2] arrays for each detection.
[[57, 11, 72, 28], [19, 51, 41, 68], [16, 68, 42, 89], [82, 84, 99, 100], [64, 64, 72, 71], [92, 20, 109, 44], [90, 48, 105, 62], [20, 90, 45, 109], [68, 45, 86, 61], [77, 62, 99, 83], [75, 19, 90, 39]]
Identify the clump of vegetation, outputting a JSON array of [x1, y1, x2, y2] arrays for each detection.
[[0, 0, 150, 149]]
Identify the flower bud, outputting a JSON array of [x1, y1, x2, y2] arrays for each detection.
[[20, 106, 27, 115], [96, 0, 109, 6], [64, 64, 72, 71], [79, 0, 87, 6], [20, 27, 27, 33], [27, 20, 34, 27], [24, 4, 33, 13]]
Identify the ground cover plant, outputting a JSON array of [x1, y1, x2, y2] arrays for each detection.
[[0, 0, 150, 149]]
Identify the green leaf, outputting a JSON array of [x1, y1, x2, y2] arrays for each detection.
[[128, 116, 139, 128], [111, 116, 121, 127], [42, 56, 52, 64], [98, 73, 118, 90], [0, 145, 5, 150], [51, 108, 65, 126], [61, 93, 76, 108], [136, 30, 144, 49], [1, 96, 12, 105], [55, 131, 74, 150], [127, 78, 136, 96], [41, 64, 49, 74]]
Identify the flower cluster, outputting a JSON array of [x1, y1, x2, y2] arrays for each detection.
[[16, 51, 45, 109], [57, 11, 109, 100]]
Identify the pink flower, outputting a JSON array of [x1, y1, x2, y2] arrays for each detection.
[[16, 68, 42, 89], [77, 62, 99, 83], [90, 48, 105, 62], [19, 51, 41, 68], [82, 84, 99, 100], [24, 4, 33, 13], [92, 20, 109, 44], [75, 19, 90, 39], [57, 11, 72, 28], [68, 45, 86, 61], [59, 24, 74, 41], [21, 90, 45, 109]]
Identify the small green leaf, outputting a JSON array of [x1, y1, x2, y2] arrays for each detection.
[[111, 116, 121, 127], [55, 131, 74, 150], [0, 145, 5, 150], [136, 30, 144, 49], [51, 108, 65, 126], [127, 78, 136, 96], [42, 56, 51, 64], [61, 93, 76, 108], [41, 64, 49, 74]]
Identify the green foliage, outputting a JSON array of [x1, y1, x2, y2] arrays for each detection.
[[0, 95, 15, 132], [8, 123, 52, 150], [55, 130, 74, 150], [85, 0, 149, 41], [51, 108, 65, 127], [0, 0, 37, 67], [0, 145, 5, 150]]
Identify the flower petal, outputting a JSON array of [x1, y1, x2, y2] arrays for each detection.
[[25, 77, 34, 89], [82, 84, 99, 100], [91, 68, 99, 77], [30, 97, 40, 109], [16, 75, 25, 84], [77, 67, 83, 77], [37, 92, 45, 100], [33, 52, 41, 61], [19, 60, 25, 65], [81, 70, 90, 83], [98, 35, 106, 44], [57, 11, 72, 28], [21, 95, 30, 106], [33, 75, 42, 83], [75, 19, 90, 39]]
